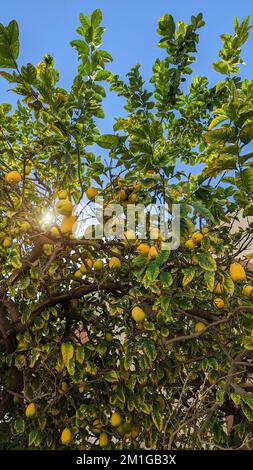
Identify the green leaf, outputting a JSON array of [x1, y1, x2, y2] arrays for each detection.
[[223, 272, 235, 295], [160, 271, 173, 287], [103, 370, 119, 382], [143, 340, 157, 363], [14, 417, 25, 434], [96, 134, 125, 149], [204, 271, 215, 292], [91, 9, 102, 28], [241, 401, 253, 422], [151, 406, 164, 432], [76, 345, 85, 364], [124, 351, 133, 371], [239, 123, 253, 144], [28, 429, 39, 447], [145, 262, 160, 282], [61, 342, 74, 368], [242, 394, 253, 410], [241, 168, 253, 194], [213, 60, 229, 75], [67, 356, 75, 376], [197, 253, 217, 272], [182, 267, 196, 287], [0, 20, 19, 68], [70, 40, 89, 57]]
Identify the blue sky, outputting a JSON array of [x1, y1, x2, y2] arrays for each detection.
[[0, 0, 253, 135]]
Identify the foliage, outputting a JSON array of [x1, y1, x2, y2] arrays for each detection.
[[0, 10, 253, 450]]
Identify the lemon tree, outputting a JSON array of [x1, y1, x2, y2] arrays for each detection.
[[0, 10, 253, 450]]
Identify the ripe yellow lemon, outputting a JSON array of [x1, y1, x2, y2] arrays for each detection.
[[214, 298, 225, 309], [195, 322, 206, 333], [74, 270, 83, 280], [192, 232, 203, 245], [110, 412, 122, 427], [132, 306, 145, 323], [136, 243, 150, 256], [118, 189, 127, 201], [242, 285, 253, 297], [61, 381, 68, 392], [25, 403, 36, 418], [109, 257, 121, 270], [148, 246, 158, 260], [5, 170, 22, 186], [93, 260, 104, 270], [80, 259, 93, 273], [25, 165, 32, 176], [202, 226, 209, 235], [128, 193, 138, 203], [61, 215, 77, 234], [229, 262, 246, 282], [50, 226, 60, 238], [2, 237, 12, 248], [185, 239, 196, 250], [99, 432, 108, 447], [55, 199, 73, 216], [58, 189, 68, 199], [86, 187, 98, 200], [61, 427, 72, 445]]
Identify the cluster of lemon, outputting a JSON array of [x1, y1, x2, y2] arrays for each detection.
[[25, 403, 138, 447], [195, 261, 252, 333], [116, 180, 142, 206]]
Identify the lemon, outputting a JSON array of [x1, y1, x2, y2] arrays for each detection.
[[5, 170, 22, 186], [61, 427, 72, 445], [99, 432, 108, 447], [109, 257, 121, 270], [2, 237, 12, 248], [148, 245, 158, 260], [25, 165, 32, 176], [195, 322, 206, 333], [132, 306, 145, 323], [58, 189, 68, 199], [118, 189, 127, 201], [80, 259, 93, 273], [74, 270, 83, 280], [110, 412, 122, 427], [50, 226, 60, 238], [136, 243, 150, 256], [214, 298, 225, 309], [242, 285, 253, 297], [86, 187, 98, 200], [229, 262, 246, 282], [25, 403, 36, 418], [61, 381, 68, 392], [185, 239, 196, 250], [128, 193, 138, 203], [61, 215, 77, 234], [55, 199, 73, 216], [202, 226, 209, 235], [93, 260, 104, 270], [192, 232, 203, 244]]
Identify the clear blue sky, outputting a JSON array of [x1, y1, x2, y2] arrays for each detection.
[[0, 0, 253, 134]]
